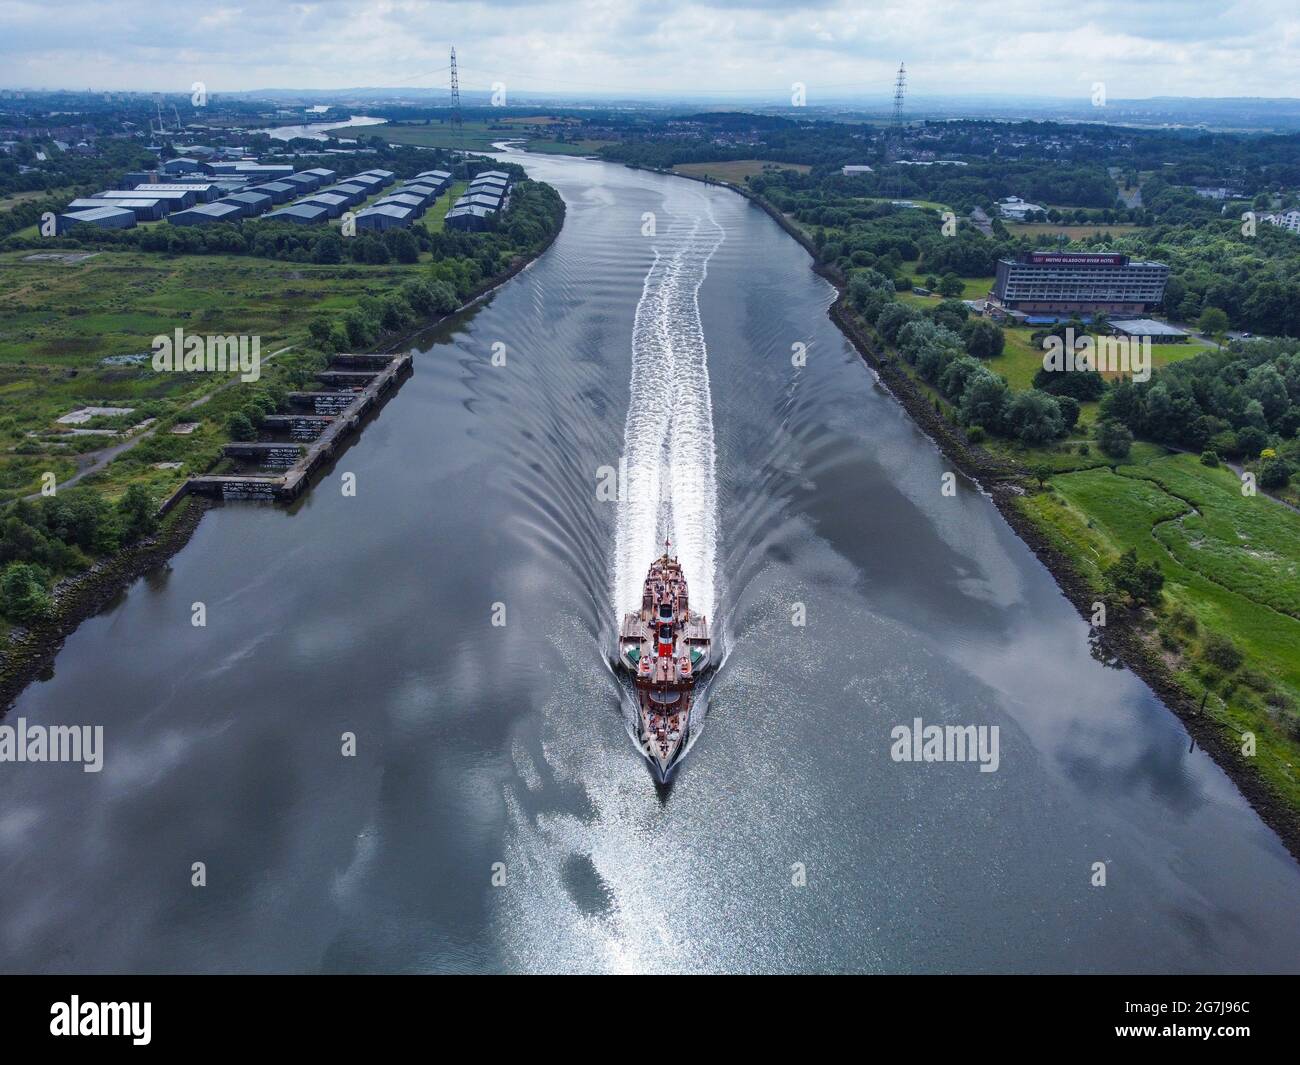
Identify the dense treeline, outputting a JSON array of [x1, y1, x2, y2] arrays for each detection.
[[0, 487, 157, 621], [1101, 339, 1300, 479], [597, 112, 1300, 200], [0, 137, 155, 202], [302, 179, 564, 352], [0, 139, 158, 239], [1115, 220, 1300, 337], [848, 271, 1078, 446]]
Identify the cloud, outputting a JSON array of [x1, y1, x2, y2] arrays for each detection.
[[0, 0, 1296, 99]]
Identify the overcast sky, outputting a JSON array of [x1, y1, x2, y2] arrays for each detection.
[[3, 0, 1298, 101]]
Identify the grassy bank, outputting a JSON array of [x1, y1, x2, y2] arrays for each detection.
[[671, 159, 812, 184], [1022, 453, 1300, 809], [0, 249, 421, 501], [833, 283, 1300, 850]]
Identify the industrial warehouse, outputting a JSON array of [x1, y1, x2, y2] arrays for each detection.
[[52, 157, 500, 237], [445, 170, 512, 230], [989, 250, 1170, 315]]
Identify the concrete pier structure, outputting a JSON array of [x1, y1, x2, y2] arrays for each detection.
[[185, 351, 412, 502]]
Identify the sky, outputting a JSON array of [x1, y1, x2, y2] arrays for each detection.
[[2, 0, 1298, 102]]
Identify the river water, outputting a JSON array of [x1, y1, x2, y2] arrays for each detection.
[[2, 151, 1298, 974], [264, 115, 387, 141]]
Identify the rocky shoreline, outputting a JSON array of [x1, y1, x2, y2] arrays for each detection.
[[0, 496, 210, 708]]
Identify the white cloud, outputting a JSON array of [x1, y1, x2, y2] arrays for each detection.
[[0, 0, 1296, 99]]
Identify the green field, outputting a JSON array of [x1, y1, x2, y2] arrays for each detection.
[[417, 181, 466, 236], [380, 122, 514, 153], [898, 271, 993, 302], [1022, 453, 1300, 808], [0, 249, 421, 499], [525, 139, 617, 156], [1009, 222, 1143, 239], [0, 188, 72, 213], [671, 159, 813, 184]]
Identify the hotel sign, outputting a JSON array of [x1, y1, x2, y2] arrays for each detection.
[[1026, 252, 1127, 266]]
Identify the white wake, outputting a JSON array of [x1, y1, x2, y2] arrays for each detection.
[[612, 192, 724, 623]]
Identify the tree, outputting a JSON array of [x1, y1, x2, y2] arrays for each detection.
[[1004, 389, 1065, 445], [1259, 456, 1293, 490], [1056, 395, 1081, 432], [959, 370, 1010, 433], [382, 228, 420, 264], [1031, 463, 1052, 489], [225, 411, 256, 441], [0, 561, 52, 621], [1096, 419, 1133, 460], [1033, 364, 1105, 401], [1235, 426, 1268, 459], [849, 268, 895, 319], [307, 316, 333, 350], [1197, 306, 1229, 337], [1104, 548, 1164, 609], [960, 317, 1005, 359], [875, 302, 918, 344], [117, 484, 158, 541], [312, 234, 343, 264], [937, 272, 964, 297]]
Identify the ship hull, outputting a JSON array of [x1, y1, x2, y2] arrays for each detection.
[[635, 684, 694, 782], [618, 550, 711, 782]]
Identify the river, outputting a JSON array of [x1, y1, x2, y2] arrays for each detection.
[[2, 150, 1298, 974], [264, 115, 387, 141]]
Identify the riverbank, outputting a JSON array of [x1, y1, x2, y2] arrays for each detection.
[[0, 215, 564, 711], [0, 496, 208, 706], [657, 162, 1300, 863]]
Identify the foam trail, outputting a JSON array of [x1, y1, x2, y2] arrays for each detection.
[[613, 191, 724, 622]]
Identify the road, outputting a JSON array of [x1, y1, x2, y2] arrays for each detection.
[[21, 346, 292, 500]]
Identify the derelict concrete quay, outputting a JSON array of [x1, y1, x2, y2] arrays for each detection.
[[184, 351, 412, 502]]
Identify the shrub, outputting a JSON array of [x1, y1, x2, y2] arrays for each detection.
[[225, 411, 255, 441], [1259, 457, 1292, 490], [1104, 548, 1164, 608], [1096, 419, 1133, 460], [1202, 632, 1244, 672]]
